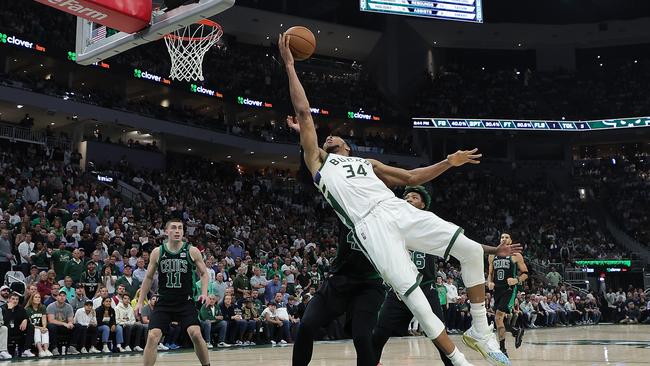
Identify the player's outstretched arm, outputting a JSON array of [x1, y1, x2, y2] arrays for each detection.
[[190, 246, 209, 304], [369, 148, 481, 187], [484, 242, 523, 256], [135, 247, 159, 317], [279, 34, 325, 175]]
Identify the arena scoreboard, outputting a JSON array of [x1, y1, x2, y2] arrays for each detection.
[[360, 0, 483, 23]]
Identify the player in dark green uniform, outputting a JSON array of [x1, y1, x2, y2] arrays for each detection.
[[135, 219, 211, 366], [487, 233, 528, 357], [373, 187, 523, 365], [293, 150, 386, 366]]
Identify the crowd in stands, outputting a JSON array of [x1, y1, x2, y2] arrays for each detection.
[[574, 155, 650, 247], [0, 132, 647, 360], [412, 57, 650, 121], [428, 169, 627, 264], [0, 138, 346, 358]]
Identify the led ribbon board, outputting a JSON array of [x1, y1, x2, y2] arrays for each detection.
[[575, 260, 631, 268], [413, 117, 650, 131]]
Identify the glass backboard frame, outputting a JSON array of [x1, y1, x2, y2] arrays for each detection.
[[75, 0, 234, 65]]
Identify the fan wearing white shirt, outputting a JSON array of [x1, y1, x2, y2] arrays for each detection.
[[444, 277, 459, 327], [17, 233, 35, 273], [95, 219, 109, 235], [115, 294, 144, 352], [72, 300, 101, 354], [7, 211, 21, 227], [66, 212, 84, 234]]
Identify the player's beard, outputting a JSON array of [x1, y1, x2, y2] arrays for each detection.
[[325, 144, 342, 153]]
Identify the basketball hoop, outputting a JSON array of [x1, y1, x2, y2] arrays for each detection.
[[164, 19, 223, 82]]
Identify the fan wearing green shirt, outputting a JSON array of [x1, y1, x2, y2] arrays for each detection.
[[63, 249, 85, 283], [436, 276, 448, 308], [198, 295, 229, 348], [51, 241, 72, 281], [266, 261, 283, 282], [115, 264, 140, 300]]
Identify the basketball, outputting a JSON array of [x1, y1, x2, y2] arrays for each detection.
[[285, 26, 316, 61]]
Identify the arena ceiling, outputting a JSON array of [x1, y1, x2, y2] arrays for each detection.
[[237, 0, 650, 28]]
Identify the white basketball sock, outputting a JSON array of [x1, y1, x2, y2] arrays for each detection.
[[447, 347, 471, 366], [470, 302, 490, 335]]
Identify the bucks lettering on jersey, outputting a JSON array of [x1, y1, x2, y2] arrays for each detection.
[[157, 241, 196, 305], [314, 153, 395, 228], [493, 256, 517, 288]]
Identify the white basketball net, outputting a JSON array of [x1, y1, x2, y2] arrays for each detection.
[[164, 21, 223, 82]]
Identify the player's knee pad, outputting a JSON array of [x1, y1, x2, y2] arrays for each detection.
[[449, 234, 485, 288]]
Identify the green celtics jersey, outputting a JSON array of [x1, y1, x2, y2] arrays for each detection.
[[493, 255, 517, 288], [328, 222, 381, 281], [412, 251, 438, 287], [157, 241, 196, 306]]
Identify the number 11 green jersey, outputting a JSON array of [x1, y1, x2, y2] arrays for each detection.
[[157, 241, 197, 306]]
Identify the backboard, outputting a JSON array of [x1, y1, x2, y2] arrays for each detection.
[[75, 0, 234, 65]]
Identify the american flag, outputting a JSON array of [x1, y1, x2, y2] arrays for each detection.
[[91, 26, 107, 43]]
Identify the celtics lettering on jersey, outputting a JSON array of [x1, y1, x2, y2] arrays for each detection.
[[493, 256, 516, 287], [158, 241, 196, 304]]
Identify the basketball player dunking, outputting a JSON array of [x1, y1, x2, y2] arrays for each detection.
[[135, 219, 211, 366], [487, 233, 528, 357], [293, 146, 468, 365], [372, 187, 522, 366], [279, 33, 510, 366]]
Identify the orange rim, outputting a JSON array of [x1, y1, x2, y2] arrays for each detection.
[[164, 19, 223, 42]]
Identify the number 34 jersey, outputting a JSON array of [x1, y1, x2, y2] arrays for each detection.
[[314, 153, 395, 228], [157, 241, 197, 306]]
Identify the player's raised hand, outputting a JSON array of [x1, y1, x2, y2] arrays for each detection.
[[287, 115, 300, 132], [447, 148, 482, 167], [278, 33, 294, 66], [495, 241, 523, 257]]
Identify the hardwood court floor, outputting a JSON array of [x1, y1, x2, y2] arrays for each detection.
[[7, 325, 650, 365]]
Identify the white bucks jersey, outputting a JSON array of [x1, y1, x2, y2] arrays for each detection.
[[314, 153, 395, 227]]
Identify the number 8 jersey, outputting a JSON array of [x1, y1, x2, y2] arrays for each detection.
[[314, 153, 395, 228], [157, 241, 197, 306]]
